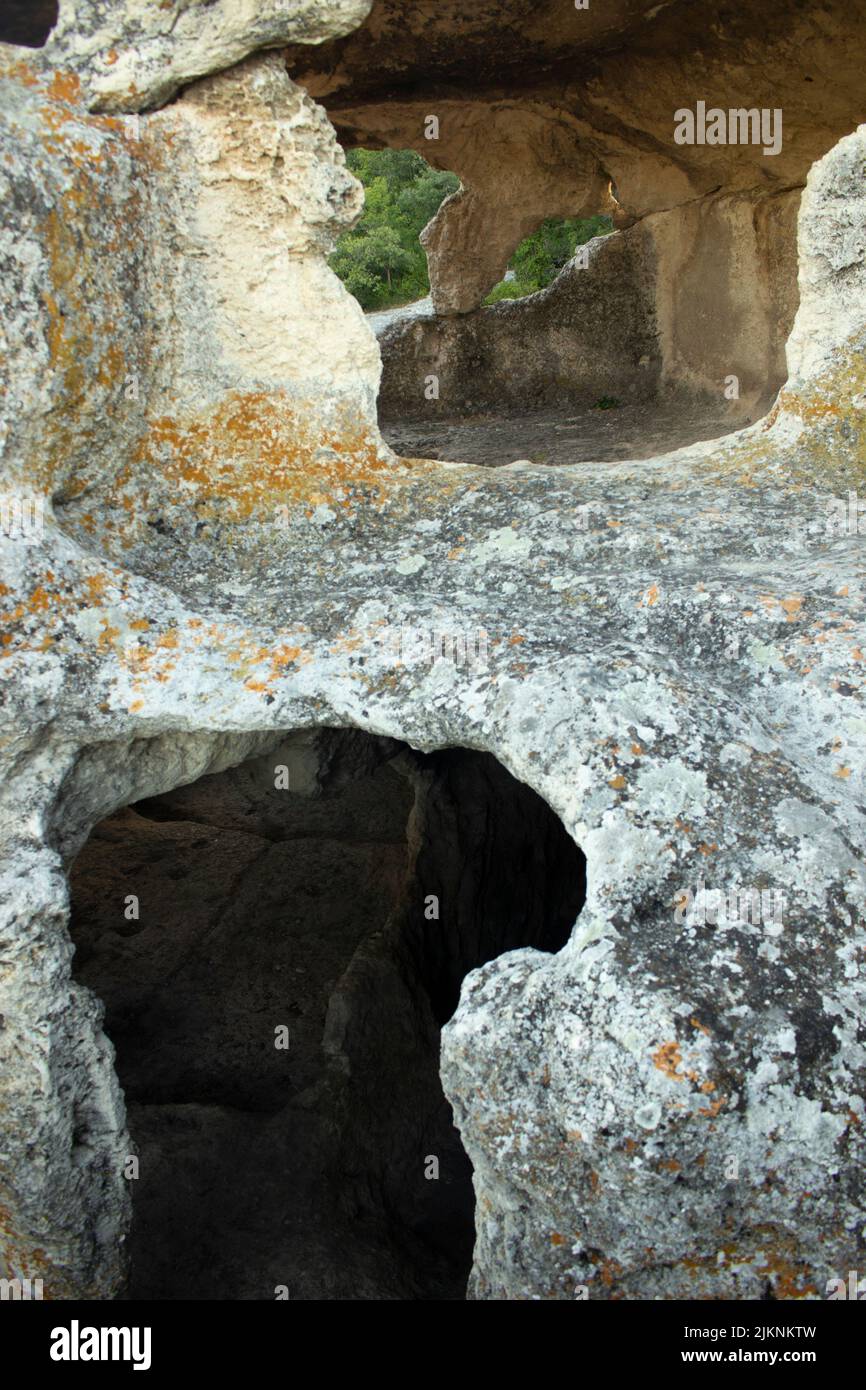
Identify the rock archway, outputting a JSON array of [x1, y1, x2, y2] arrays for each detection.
[[66, 732, 585, 1298], [286, 2, 866, 456]]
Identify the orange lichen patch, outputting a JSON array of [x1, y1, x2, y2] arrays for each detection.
[[780, 595, 804, 621], [329, 629, 364, 656], [698, 841, 718, 855], [698, 1095, 726, 1118], [122, 642, 153, 675], [117, 392, 407, 524], [756, 1247, 819, 1299], [608, 774, 626, 790], [47, 72, 82, 104], [270, 644, 303, 670], [658, 1158, 681, 1173], [631, 743, 643, 755], [94, 340, 126, 389], [508, 633, 525, 645], [84, 573, 109, 601], [683, 1233, 819, 1298], [98, 619, 121, 650], [27, 587, 51, 614], [550, 1232, 567, 1246], [833, 765, 852, 779], [641, 583, 660, 607], [128, 699, 144, 712], [597, 1257, 621, 1288], [653, 1041, 684, 1081], [690, 1016, 711, 1036], [773, 387, 843, 423], [0, 57, 41, 86]]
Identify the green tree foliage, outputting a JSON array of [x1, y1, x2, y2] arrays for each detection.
[[329, 148, 459, 310], [483, 215, 614, 304], [329, 149, 613, 312]]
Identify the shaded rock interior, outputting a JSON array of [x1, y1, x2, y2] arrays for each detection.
[[378, 398, 748, 469], [67, 738, 586, 1299], [0, 2, 57, 49], [366, 188, 800, 464]]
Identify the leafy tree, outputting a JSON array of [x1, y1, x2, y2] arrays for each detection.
[[396, 168, 460, 232], [484, 215, 614, 304], [329, 148, 459, 310], [329, 149, 613, 312]]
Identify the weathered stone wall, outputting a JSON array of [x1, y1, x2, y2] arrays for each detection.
[[1, 0, 865, 1305], [0, 8, 385, 1300], [378, 187, 801, 425], [649, 188, 801, 413], [378, 227, 660, 420]]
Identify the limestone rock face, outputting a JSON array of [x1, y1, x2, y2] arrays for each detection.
[[46, 0, 374, 111], [0, 31, 383, 1299], [1, 0, 865, 1304], [378, 188, 800, 427]]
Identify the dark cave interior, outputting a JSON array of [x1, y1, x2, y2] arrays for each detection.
[[67, 735, 586, 1300], [0, 2, 58, 48]]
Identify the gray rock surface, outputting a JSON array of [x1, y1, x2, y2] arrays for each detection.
[[0, 1, 864, 1302], [367, 295, 434, 336]]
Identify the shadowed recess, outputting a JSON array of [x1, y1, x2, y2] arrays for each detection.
[[67, 736, 586, 1300], [0, 1, 58, 48]]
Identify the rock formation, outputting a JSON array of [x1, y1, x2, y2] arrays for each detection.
[[0, 0, 864, 1303], [289, 1, 863, 435]]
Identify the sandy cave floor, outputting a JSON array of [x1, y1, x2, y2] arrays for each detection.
[[380, 399, 755, 468]]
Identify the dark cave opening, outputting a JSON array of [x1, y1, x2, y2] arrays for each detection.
[[0, 2, 58, 49], [67, 735, 586, 1300]]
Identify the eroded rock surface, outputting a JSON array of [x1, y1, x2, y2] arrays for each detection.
[[0, 0, 865, 1304], [46, 0, 373, 111], [66, 737, 582, 1298]]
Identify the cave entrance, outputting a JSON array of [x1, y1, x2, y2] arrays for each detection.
[[68, 733, 585, 1300], [0, 2, 58, 48]]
